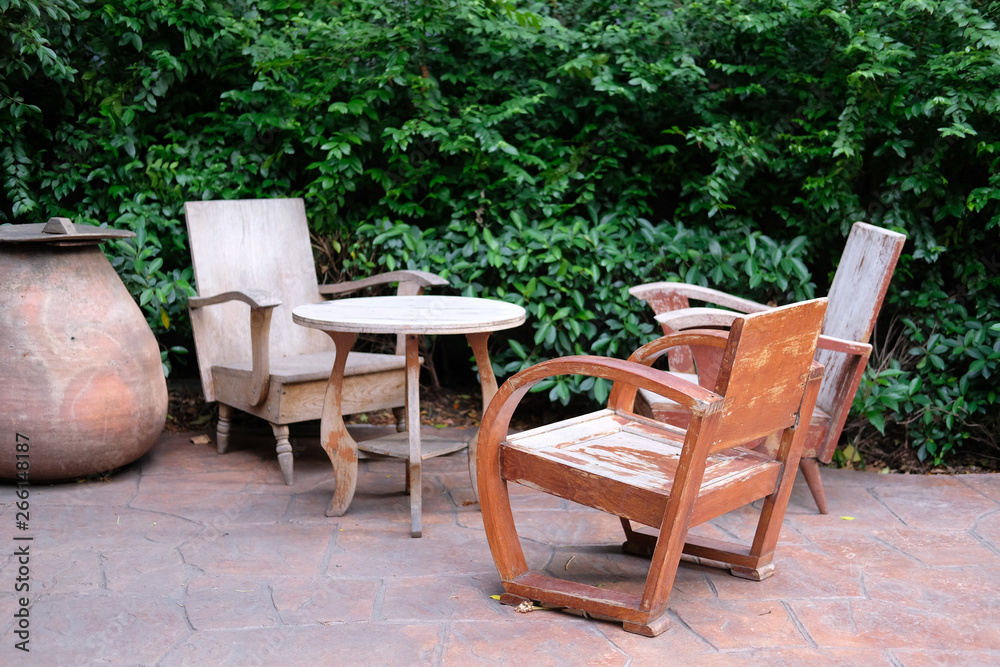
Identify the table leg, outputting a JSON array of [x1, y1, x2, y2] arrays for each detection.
[[404, 334, 422, 537], [320, 330, 360, 517], [466, 331, 498, 502]]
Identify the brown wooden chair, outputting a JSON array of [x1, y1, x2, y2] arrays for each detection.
[[185, 198, 447, 484], [477, 298, 827, 636], [631, 221, 905, 513]]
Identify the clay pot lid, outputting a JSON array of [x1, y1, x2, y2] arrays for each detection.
[[0, 217, 136, 245]]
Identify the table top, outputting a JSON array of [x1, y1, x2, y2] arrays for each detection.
[[292, 295, 526, 335]]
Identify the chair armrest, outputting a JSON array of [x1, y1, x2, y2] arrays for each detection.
[[630, 282, 770, 316], [625, 329, 731, 366], [188, 289, 279, 407], [318, 270, 449, 297], [479, 354, 724, 456], [817, 334, 872, 358], [513, 355, 720, 413], [655, 307, 741, 331], [607, 329, 731, 411], [188, 288, 282, 310]]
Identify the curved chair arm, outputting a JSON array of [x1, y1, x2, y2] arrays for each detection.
[[188, 289, 280, 408], [318, 270, 449, 297], [630, 282, 770, 317], [607, 330, 730, 411], [188, 288, 281, 310], [479, 354, 723, 456], [655, 307, 740, 331]]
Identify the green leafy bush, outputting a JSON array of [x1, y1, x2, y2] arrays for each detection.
[[3, 0, 998, 461], [357, 213, 814, 404]]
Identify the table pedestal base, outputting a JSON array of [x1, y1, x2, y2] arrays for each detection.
[[319, 331, 500, 537]]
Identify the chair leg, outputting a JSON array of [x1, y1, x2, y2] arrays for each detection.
[[799, 457, 828, 514], [216, 404, 233, 454], [730, 562, 777, 581], [392, 406, 406, 433], [624, 615, 672, 637], [736, 371, 824, 578], [271, 423, 294, 485], [621, 518, 656, 557]]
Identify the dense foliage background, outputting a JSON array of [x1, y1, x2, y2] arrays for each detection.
[[3, 0, 998, 466]]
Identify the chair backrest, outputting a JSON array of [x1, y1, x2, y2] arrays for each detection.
[[815, 221, 905, 414], [710, 298, 827, 450], [185, 198, 332, 401]]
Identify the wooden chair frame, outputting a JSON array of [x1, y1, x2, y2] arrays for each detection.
[[631, 221, 905, 513], [185, 198, 447, 484], [477, 299, 826, 636]]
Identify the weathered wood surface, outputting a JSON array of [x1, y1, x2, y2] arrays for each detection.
[[502, 410, 782, 528], [0, 218, 135, 244], [477, 298, 826, 636], [630, 221, 905, 514], [293, 295, 526, 335], [186, 199, 332, 402], [319, 330, 360, 518], [812, 221, 906, 464], [293, 295, 526, 536], [185, 197, 445, 485], [355, 431, 467, 459], [465, 330, 500, 503], [318, 270, 447, 296]]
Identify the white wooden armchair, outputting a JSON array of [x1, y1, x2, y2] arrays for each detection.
[[185, 198, 447, 484]]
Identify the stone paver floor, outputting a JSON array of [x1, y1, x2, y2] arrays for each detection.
[[2, 424, 999, 665]]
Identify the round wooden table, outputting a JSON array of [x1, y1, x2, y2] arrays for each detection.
[[293, 295, 526, 536]]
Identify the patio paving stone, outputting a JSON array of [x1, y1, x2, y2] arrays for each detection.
[[791, 597, 1000, 651], [179, 523, 336, 577], [184, 576, 281, 630], [103, 545, 188, 596], [380, 574, 506, 622], [161, 624, 444, 666], [270, 576, 378, 626], [867, 526, 995, 567], [440, 618, 628, 666], [1, 428, 999, 664], [674, 598, 812, 650], [6, 593, 189, 665]]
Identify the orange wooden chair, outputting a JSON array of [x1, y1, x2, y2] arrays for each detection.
[[477, 298, 827, 636], [631, 221, 905, 513]]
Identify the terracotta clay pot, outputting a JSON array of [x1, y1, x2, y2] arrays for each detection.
[[0, 218, 167, 481]]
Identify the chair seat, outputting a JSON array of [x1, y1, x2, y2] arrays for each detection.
[[500, 409, 782, 530], [213, 350, 406, 384], [210, 351, 409, 425]]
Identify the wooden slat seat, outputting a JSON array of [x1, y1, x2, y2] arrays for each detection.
[[213, 350, 406, 385], [501, 410, 781, 530]]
